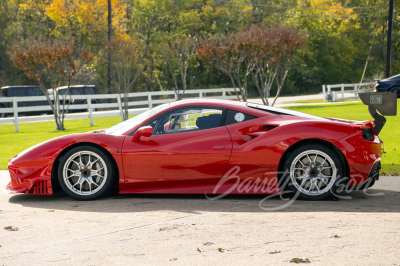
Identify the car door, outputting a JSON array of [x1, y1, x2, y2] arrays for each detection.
[[121, 107, 233, 193], [222, 109, 281, 194]]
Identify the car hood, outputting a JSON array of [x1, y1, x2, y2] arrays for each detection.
[[10, 132, 126, 167]]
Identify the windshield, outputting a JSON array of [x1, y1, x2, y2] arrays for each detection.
[[105, 103, 170, 135], [247, 103, 326, 120]]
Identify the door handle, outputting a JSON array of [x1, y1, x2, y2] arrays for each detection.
[[213, 145, 225, 150]]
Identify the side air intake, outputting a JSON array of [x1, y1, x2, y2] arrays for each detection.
[[29, 180, 53, 195]]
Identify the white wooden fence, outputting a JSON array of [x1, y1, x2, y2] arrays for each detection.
[[0, 88, 239, 132], [322, 82, 375, 102]]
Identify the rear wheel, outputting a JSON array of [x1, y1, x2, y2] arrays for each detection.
[[391, 87, 400, 98], [283, 144, 344, 200], [58, 145, 115, 200]]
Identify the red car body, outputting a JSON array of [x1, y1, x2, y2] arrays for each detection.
[[5, 99, 382, 196]]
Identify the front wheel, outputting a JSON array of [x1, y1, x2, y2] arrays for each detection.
[[283, 144, 344, 200], [58, 145, 115, 200]]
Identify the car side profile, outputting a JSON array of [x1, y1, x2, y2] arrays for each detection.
[[374, 74, 400, 97], [49, 85, 101, 112], [6, 99, 385, 201], [0, 86, 49, 117]]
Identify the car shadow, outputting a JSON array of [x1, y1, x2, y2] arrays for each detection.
[[8, 187, 400, 213]]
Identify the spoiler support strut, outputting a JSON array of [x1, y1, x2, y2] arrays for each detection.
[[368, 106, 386, 135]]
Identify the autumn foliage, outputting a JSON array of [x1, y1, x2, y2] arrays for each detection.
[[8, 37, 94, 130], [160, 36, 198, 100], [109, 38, 142, 121], [198, 24, 306, 104]]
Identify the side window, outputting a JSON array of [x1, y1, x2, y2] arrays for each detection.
[[151, 108, 224, 135], [70, 88, 83, 95], [26, 88, 42, 96], [15, 88, 25, 97], [7, 89, 14, 97], [224, 109, 258, 125], [84, 87, 95, 94]]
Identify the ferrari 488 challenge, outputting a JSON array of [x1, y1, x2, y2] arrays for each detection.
[[6, 95, 395, 201]]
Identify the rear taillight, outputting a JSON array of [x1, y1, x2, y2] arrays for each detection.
[[352, 125, 363, 133], [352, 124, 375, 141], [362, 128, 375, 141]]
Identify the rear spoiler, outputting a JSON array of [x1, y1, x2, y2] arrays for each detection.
[[358, 92, 397, 135]]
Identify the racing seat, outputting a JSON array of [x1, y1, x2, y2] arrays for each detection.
[[196, 114, 222, 129]]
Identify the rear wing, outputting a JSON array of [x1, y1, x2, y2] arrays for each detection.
[[358, 92, 397, 135]]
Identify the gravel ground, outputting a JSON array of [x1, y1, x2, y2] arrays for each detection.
[[0, 170, 399, 266]]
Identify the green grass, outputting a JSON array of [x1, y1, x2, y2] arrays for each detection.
[[285, 100, 400, 175], [0, 116, 124, 170], [0, 101, 399, 174]]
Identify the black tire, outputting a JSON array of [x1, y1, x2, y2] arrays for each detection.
[[283, 144, 344, 200], [391, 87, 400, 98], [58, 145, 115, 200]]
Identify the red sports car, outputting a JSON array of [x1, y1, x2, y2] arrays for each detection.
[[6, 99, 384, 201]]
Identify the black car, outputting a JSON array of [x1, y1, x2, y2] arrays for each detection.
[[0, 86, 49, 118], [49, 85, 101, 112], [374, 74, 400, 98]]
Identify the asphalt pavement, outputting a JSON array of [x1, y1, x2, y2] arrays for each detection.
[[0, 171, 399, 265]]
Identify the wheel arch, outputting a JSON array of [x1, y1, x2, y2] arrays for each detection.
[[51, 142, 120, 193], [277, 138, 350, 182], [389, 86, 400, 93]]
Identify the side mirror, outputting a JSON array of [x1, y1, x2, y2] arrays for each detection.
[[132, 126, 153, 142]]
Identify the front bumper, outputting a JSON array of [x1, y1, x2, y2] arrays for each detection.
[[7, 159, 54, 195], [4, 182, 27, 194]]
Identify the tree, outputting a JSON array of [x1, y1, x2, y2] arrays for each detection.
[[198, 25, 305, 103], [197, 34, 248, 101], [46, 0, 126, 46], [249, 25, 307, 106], [9, 36, 94, 130], [160, 36, 197, 100], [110, 38, 142, 121]]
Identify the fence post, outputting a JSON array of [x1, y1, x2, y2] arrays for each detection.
[[13, 97, 19, 133], [341, 84, 345, 101], [322, 85, 326, 103], [116, 94, 124, 121], [222, 89, 226, 98], [199, 90, 203, 98], [87, 96, 94, 126], [148, 92, 153, 108], [354, 85, 358, 99]]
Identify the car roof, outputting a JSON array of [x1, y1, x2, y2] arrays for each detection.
[[168, 99, 272, 117], [168, 99, 325, 120], [54, 85, 96, 90], [382, 74, 400, 81], [1, 85, 40, 89], [169, 98, 248, 108]]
